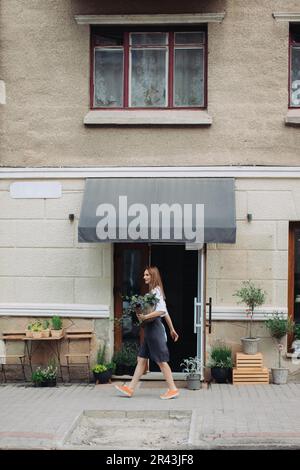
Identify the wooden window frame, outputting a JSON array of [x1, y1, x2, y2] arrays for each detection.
[[90, 26, 208, 111]]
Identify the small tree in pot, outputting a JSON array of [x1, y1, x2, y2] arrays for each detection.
[[180, 357, 202, 390], [234, 280, 266, 354], [208, 341, 233, 383], [265, 312, 294, 384]]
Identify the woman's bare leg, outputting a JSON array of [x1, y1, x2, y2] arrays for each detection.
[[157, 362, 177, 390], [128, 357, 148, 390]]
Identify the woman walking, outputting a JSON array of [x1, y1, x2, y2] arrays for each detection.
[[115, 266, 179, 400]]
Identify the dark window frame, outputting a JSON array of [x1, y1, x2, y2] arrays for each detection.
[[90, 25, 208, 110]]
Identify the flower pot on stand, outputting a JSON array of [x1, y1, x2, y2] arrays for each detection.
[[271, 368, 289, 384], [241, 337, 260, 354]]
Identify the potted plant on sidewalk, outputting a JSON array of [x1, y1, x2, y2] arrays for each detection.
[[234, 280, 266, 354], [180, 357, 202, 390], [208, 341, 233, 383], [92, 342, 115, 384], [31, 363, 57, 387], [112, 342, 138, 376], [265, 312, 294, 384]]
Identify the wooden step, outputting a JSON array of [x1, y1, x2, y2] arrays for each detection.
[[233, 367, 269, 385], [236, 352, 263, 368]]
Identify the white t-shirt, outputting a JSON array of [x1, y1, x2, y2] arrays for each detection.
[[151, 286, 168, 318]]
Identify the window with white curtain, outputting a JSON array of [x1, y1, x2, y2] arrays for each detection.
[[92, 27, 207, 109]]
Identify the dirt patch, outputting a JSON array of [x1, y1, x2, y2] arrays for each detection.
[[64, 410, 191, 450]]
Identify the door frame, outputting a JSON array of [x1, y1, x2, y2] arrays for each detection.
[[113, 242, 207, 375]]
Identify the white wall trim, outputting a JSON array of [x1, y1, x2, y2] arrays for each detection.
[[74, 13, 226, 25], [2, 166, 300, 179], [285, 109, 300, 125], [272, 12, 300, 22], [0, 303, 110, 318], [209, 306, 288, 321], [84, 110, 212, 126]]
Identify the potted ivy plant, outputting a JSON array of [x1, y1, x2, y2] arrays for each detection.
[[265, 312, 294, 384], [30, 320, 43, 339], [180, 357, 202, 390], [208, 341, 233, 383], [234, 280, 266, 354]]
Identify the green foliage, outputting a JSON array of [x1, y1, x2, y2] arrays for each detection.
[[30, 320, 43, 332], [43, 319, 50, 329], [97, 342, 106, 365], [180, 357, 201, 375], [122, 292, 159, 327], [112, 342, 138, 366], [92, 364, 108, 373], [31, 363, 57, 384], [265, 312, 294, 339], [234, 280, 266, 338], [208, 341, 233, 368], [51, 315, 62, 330]]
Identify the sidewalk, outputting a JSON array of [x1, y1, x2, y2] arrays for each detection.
[[0, 381, 300, 449]]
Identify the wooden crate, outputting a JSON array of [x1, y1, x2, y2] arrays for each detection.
[[233, 367, 269, 385], [236, 352, 263, 369]]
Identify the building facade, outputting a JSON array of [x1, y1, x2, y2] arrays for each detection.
[[1, 0, 300, 378]]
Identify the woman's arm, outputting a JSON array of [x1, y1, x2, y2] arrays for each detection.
[[138, 310, 163, 322], [164, 314, 179, 342]]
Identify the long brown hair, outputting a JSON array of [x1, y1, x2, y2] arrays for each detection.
[[145, 266, 166, 299]]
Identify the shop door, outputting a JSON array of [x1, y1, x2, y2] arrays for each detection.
[[150, 245, 198, 372], [114, 244, 199, 373], [114, 244, 149, 353]]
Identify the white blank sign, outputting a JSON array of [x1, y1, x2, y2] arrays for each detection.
[[10, 182, 62, 199]]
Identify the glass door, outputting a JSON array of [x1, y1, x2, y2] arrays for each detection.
[[114, 244, 149, 352]]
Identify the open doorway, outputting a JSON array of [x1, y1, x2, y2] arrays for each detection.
[[113, 243, 198, 372]]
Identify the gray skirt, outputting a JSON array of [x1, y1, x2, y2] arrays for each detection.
[[138, 317, 169, 363]]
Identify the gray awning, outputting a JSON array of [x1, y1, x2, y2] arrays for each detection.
[[78, 178, 236, 244]]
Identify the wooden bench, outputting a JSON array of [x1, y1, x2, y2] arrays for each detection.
[[1, 331, 26, 382], [64, 329, 93, 383], [233, 353, 269, 385]]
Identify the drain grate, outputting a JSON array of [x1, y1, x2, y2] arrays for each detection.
[[64, 410, 192, 450]]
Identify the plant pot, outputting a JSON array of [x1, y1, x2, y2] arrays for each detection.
[[93, 369, 113, 384], [25, 330, 33, 338], [211, 367, 232, 384], [41, 329, 50, 338], [115, 364, 136, 376], [34, 379, 57, 387], [241, 337, 260, 354], [32, 331, 43, 339], [186, 373, 201, 390], [292, 339, 300, 353], [50, 329, 63, 338], [271, 368, 289, 384]]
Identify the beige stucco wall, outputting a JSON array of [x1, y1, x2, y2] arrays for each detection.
[[1, 0, 300, 167]]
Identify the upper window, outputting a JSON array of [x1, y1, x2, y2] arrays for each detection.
[[91, 27, 207, 109], [290, 24, 300, 107]]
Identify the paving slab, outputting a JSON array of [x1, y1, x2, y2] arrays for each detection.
[[0, 381, 300, 449]]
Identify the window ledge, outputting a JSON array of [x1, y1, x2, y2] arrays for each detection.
[[285, 109, 300, 125], [84, 110, 212, 126], [75, 13, 225, 25], [272, 12, 300, 22]]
